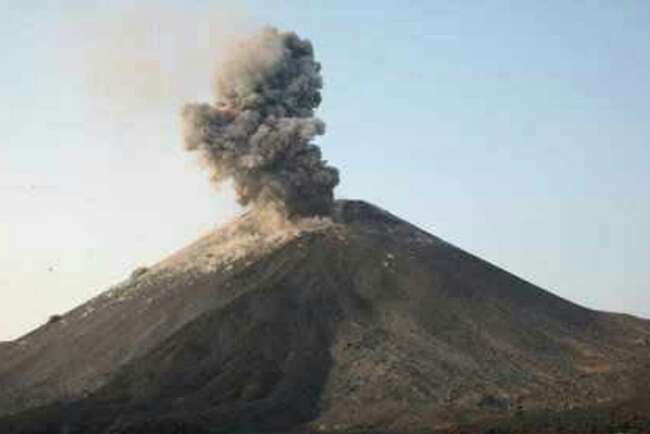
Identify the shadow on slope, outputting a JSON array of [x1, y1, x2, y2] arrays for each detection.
[[0, 229, 370, 434]]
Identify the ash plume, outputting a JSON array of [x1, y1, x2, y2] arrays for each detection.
[[181, 27, 339, 219]]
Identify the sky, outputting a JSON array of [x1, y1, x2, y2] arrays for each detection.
[[1, 0, 649, 340]]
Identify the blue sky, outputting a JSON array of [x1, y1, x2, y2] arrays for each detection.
[[1, 0, 649, 339]]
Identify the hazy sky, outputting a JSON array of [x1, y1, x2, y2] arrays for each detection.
[[1, 0, 649, 340]]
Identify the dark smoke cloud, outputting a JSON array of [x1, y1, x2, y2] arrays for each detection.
[[181, 27, 339, 219]]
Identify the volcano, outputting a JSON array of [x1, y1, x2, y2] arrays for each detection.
[[1, 200, 649, 434]]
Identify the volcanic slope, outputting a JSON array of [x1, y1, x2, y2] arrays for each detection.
[[1, 200, 649, 433]]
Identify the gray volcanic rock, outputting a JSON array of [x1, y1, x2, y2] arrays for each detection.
[[1, 200, 649, 434], [0, 342, 12, 360]]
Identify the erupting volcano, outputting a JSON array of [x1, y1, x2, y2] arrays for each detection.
[[1, 27, 649, 434]]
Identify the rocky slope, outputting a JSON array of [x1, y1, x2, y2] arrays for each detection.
[[1, 200, 649, 434]]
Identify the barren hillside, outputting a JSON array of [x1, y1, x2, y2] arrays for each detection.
[[1, 200, 649, 434]]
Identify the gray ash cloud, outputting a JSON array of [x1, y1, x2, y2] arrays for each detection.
[[181, 27, 339, 219]]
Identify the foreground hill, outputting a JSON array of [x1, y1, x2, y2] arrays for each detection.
[[1, 200, 649, 433]]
